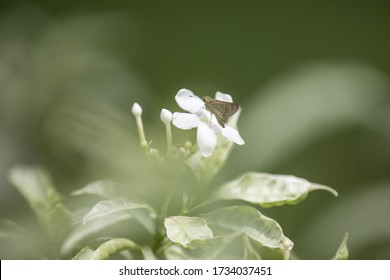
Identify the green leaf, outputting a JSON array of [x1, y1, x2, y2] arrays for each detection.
[[83, 197, 156, 234], [90, 238, 139, 260], [204, 205, 293, 250], [210, 172, 338, 207], [140, 246, 157, 260], [8, 165, 71, 243], [164, 244, 197, 260], [73, 238, 140, 260], [164, 216, 213, 248], [60, 211, 132, 256], [332, 233, 349, 260], [71, 180, 130, 199], [72, 246, 95, 260], [243, 235, 262, 260], [199, 233, 244, 260]]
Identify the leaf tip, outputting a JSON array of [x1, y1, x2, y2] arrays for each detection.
[[310, 184, 338, 197], [332, 232, 349, 260]]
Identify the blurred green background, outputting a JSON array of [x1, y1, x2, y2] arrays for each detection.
[[1, 1, 390, 259]]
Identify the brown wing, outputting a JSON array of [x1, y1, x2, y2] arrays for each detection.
[[220, 101, 239, 120], [203, 96, 239, 128]]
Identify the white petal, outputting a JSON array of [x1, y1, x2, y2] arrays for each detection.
[[175, 88, 205, 114], [197, 122, 217, 157], [215, 91, 233, 102], [209, 114, 224, 133], [172, 112, 200, 130], [199, 110, 226, 132], [222, 125, 245, 145], [228, 107, 241, 128]]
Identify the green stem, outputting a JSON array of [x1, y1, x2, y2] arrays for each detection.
[[152, 192, 173, 256]]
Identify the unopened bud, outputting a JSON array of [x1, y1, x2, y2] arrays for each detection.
[[160, 108, 173, 124], [131, 103, 143, 117]]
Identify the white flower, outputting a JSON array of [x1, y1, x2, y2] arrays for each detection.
[[172, 88, 245, 157]]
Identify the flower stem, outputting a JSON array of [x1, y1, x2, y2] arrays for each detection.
[[165, 122, 173, 155], [132, 103, 148, 148], [136, 117, 147, 148], [160, 108, 173, 155]]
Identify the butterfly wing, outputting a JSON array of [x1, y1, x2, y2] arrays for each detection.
[[203, 96, 239, 128]]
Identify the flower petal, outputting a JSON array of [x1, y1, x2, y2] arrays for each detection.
[[172, 112, 200, 130], [227, 107, 241, 128], [175, 88, 205, 114], [222, 125, 245, 145], [215, 91, 233, 102], [197, 122, 217, 157]]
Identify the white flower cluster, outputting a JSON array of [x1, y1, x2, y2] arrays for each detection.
[[132, 88, 244, 158]]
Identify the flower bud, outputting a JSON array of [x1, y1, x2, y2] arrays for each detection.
[[160, 108, 173, 124], [131, 102, 143, 117]]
